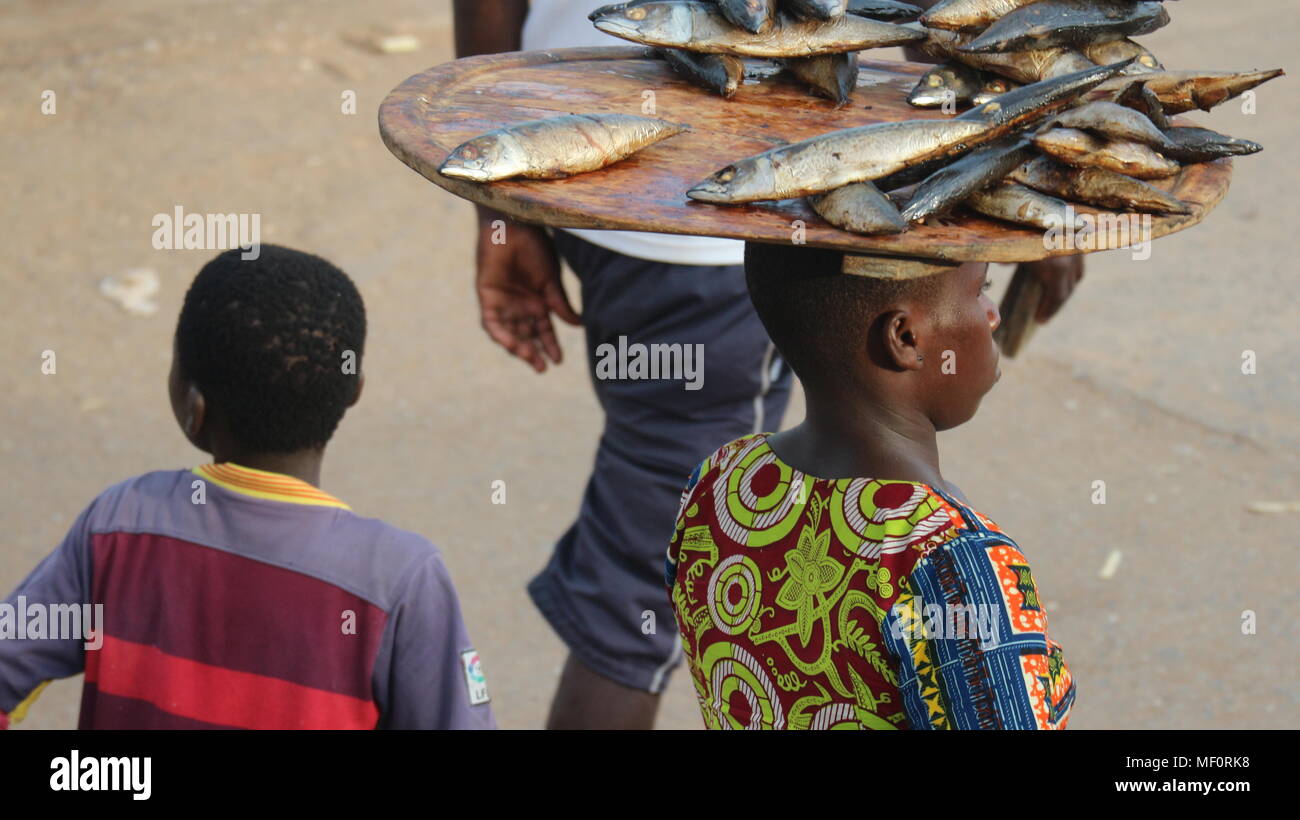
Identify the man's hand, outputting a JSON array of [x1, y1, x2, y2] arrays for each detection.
[[1018, 255, 1085, 323], [474, 209, 582, 373], [455, 3, 577, 372]]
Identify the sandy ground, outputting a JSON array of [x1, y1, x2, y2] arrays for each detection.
[[1, 0, 1296, 730]]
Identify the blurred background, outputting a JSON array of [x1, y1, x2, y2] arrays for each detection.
[[1, 0, 1296, 729]]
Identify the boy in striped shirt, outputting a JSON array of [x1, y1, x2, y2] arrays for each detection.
[[0, 246, 494, 729]]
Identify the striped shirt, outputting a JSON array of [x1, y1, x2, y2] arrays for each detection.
[[0, 464, 494, 730]]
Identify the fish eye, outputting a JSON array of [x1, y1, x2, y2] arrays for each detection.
[[627, 6, 647, 20], [1140, 56, 1156, 67], [927, 75, 942, 87], [460, 146, 478, 159], [718, 167, 735, 182]]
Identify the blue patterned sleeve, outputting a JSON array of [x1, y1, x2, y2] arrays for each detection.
[[882, 530, 1076, 730]]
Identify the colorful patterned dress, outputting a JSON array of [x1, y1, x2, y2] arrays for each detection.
[[665, 434, 1076, 730]]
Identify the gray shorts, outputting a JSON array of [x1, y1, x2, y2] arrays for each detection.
[[528, 231, 794, 693]]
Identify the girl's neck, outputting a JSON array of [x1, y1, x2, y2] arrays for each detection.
[[768, 396, 945, 489]]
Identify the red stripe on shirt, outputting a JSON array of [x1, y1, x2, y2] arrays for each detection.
[[90, 532, 387, 699], [85, 635, 379, 730]]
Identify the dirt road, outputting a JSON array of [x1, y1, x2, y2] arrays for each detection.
[[1, 0, 1295, 729]]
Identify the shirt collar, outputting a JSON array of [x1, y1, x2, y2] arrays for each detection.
[[192, 462, 350, 510]]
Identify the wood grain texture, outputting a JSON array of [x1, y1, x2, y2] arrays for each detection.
[[379, 46, 1233, 263]]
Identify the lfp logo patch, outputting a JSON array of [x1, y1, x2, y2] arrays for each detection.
[[461, 649, 490, 706]]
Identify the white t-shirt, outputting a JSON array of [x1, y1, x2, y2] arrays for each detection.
[[522, 0, 745, 266]]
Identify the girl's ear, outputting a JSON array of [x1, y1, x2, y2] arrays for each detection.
[[878, 309, 925, 372]]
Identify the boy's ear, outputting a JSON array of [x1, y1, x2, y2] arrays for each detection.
[[349, 372, 365, 408], [879, 309, 925, 372], [184, 384, 207, 440]]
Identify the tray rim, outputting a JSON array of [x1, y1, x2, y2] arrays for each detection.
[[378, 46, 1233, 264]]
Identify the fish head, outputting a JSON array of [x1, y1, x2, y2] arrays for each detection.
[[1120, 52, 1163, 75], [982, 77, 1011, 96], [591, 1, 694, 46], [438, 132, 528, 182], [908, 67, 959, 106], [686, 158, 776, 204], [971, 78, 1011, 106], [588, 2, 635, 20]]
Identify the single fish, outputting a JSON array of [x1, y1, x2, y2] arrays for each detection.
[[785, 51, 859, 105], [901, 138, 1036, 222], [689, 118, 989, 202], [846, 0, 923, 21], [908, 62, 985, 107], [1034, 127, 1181, 179], [661, 48, 745, 97], [920, 0, 1041, 32], [591, 0, 924, 56], [716, 0, 779, 34], [958, 58, 1135, 126], [439, 113, 688, 181], [971, 75, 1020, 105], [783, 0, 850, 21], [809, 181, 908, 233], [961, 0, 1170, 55], [1098, 68, 1285, 114], [923, 27, 1096, 85], [1049, 100, 1174, 150], [688, 59, 1130, 202], [966, 181, 1088, 231], [1161, 126, 1263, 163], [1113, 79, 1169, 129], [1082, 38, 1162, 74], [1010, 155, 1189, 213]]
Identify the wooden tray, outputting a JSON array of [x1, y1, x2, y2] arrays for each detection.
[[379, 46, 1233, 263]]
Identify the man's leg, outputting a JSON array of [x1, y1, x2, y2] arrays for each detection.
[[528, 231, 793, 729]]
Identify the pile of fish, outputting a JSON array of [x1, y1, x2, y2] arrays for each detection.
[[589, 0, 928, 105], [910, 0, 1173, 106], [687, 0, 1284, 234], [438, 0, 1282, 239]]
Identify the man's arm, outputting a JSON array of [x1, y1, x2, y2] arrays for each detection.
[[451, 1, 582, 373], [453, 0, 526, 59]]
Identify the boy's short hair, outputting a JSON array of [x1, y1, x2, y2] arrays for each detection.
[[176, 245, 366, 453], [743, 242, 941, 386]]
